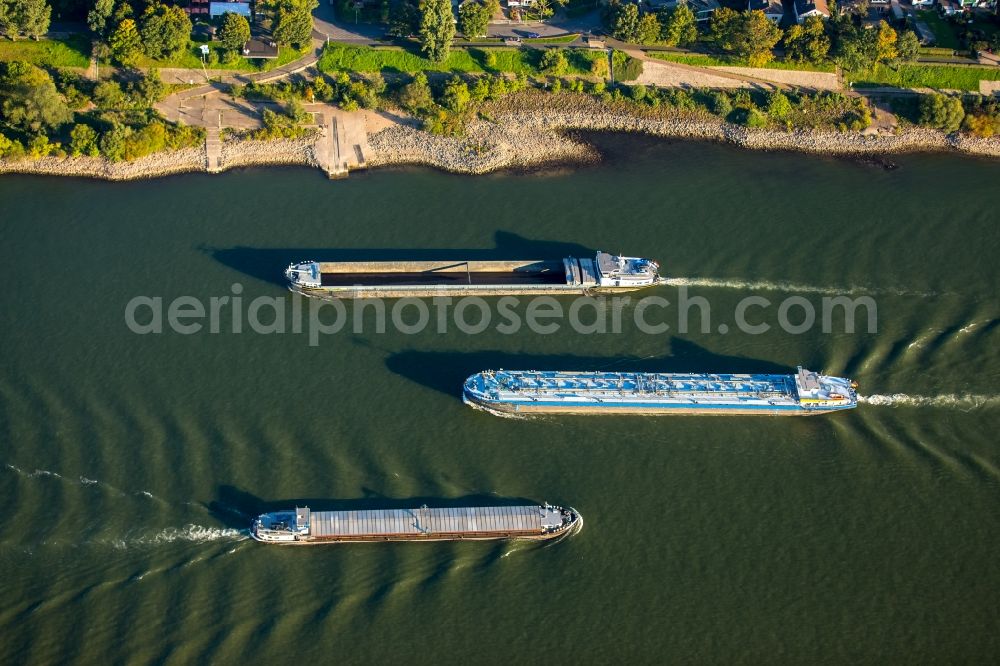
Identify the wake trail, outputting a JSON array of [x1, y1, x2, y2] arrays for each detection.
[[859, 394, 1000, 410], [108, 525, 250, 550], [664, 277, 934, 297]]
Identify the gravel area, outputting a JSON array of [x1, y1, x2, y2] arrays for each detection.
[[714, 67, 841, 91]]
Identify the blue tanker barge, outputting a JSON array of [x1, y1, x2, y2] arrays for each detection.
[[463, 367, 858, 416]]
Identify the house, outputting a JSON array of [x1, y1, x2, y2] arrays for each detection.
[[186, 0, 210, 16], [243, 35, 279, 59], [794, 0, 830, 23], [890, 0, 904, 20], [938, 0, 961, 14], [747, 0, 785, 23], [505, 0, 536, 7], [209, 1, 252, 18], [654, 0, 721, 21], [910, 0, 935, 6]]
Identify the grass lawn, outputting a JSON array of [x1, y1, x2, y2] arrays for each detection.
[[130, 44, 309, 72], [524, 34, 580, 44], [0, 35, 90, 68], [649, 51, 836, 73], [846, 62, 1000, 91], [317, 43, 603, 76], [916, 10, 961, 50]]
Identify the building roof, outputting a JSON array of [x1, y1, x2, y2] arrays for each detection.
[[796, 0, 830, 16], [209, 1, 251, 18], [243, 36, 278, 59]]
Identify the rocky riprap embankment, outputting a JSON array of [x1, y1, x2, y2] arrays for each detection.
[[367, 92, 1000, 174], [0, 146, 207, 180], [219, 136, 318, 170]]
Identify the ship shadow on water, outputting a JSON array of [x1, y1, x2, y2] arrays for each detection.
[[384, 339, 791, 398], [204, 232, 595, 287], [205, 485, 542, 530]]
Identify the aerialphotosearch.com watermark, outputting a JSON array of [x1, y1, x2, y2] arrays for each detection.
[[123, 283, 878, 346]]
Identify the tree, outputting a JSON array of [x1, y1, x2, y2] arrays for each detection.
[[109, 18, 142, 66], [659, 5, 697, 48], [711, 9, 782, 67], [399, 72, 434, 113], [894, 30, 919, 64], [272, 0, 317, 48], [0, 1, 15, 39], [418, 0, 455, 63], [636, 12, 660, 46], [539, 48, 567, 75], [766, 90, 792, 119], [0, 62, 71, 134], [18, 0, 51, 39], [918, 93, 964, 132], [440, 75, 470, 111], [140, 2, 192, 59], [87, 0, 114, 35], [99, 123, 128, 161], [784, 16, 829, 64], [387, 0, 420, 38], [219, 11, 251, 53], [610, 2, 640, 43], [874, 20, 897, 63], [458, 0, 496, 39], [69, 123, 100, 156]]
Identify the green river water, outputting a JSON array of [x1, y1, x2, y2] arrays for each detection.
[[1, 136, 998, 664]]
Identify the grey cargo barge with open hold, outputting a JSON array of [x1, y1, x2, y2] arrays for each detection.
[[285, 251, 662, 298], [251, 504, 582, 545]]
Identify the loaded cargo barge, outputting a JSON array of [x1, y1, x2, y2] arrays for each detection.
[[464, 367, 858, 416], [251, 504, 581, 545], [285, 251, 661, 298]]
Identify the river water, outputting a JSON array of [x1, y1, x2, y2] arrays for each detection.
[[1, 137, 998, 663]]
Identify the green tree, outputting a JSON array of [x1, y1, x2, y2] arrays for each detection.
[[440, 75, 470, 111], [784, 16, 830, 64], [399, 71, 434, 113], [387, 0, 420, 38], [87, 0, 114, 35], [918, 93, 964, 131], [1, 0, 52, 40], [659, 5, 697, 48], [69, 123, 100, 156], [0, 61, 71, 134], [711, 9, 782, 67], [766, 90, 792, 119], [0, 1, 16, 39], [219, 11, 251, 53], [636, 12, 660, 46], [418, 0, 455, 62], [457, 0, 496, 39], [273, 0, 317, 48], [99, 122, 128, 160], [539, 48, 567, 75], [140, 2, 192, 59], [136, 68, 167, 105], [93, 79, 127, 109], [894, 30, 919, 64], [610, 1, 640, 43], [109, 18, 142, 66]]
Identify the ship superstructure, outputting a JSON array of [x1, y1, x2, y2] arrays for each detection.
[[463, 367, 858, 416]]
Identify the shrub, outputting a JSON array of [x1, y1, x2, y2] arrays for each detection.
[[711, 91, 732, 116], [70, 124, 100, 157]]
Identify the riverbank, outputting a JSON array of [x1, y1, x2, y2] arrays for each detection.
[[2, 93, 998, 180], [367, 93, 1000, 174]]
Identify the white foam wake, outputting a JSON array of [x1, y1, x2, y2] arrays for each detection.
[[859, 394, 1000, 409], [463, 398, 531, 420], [108, 525, 249, 549], [664, 277, 932, 297]]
